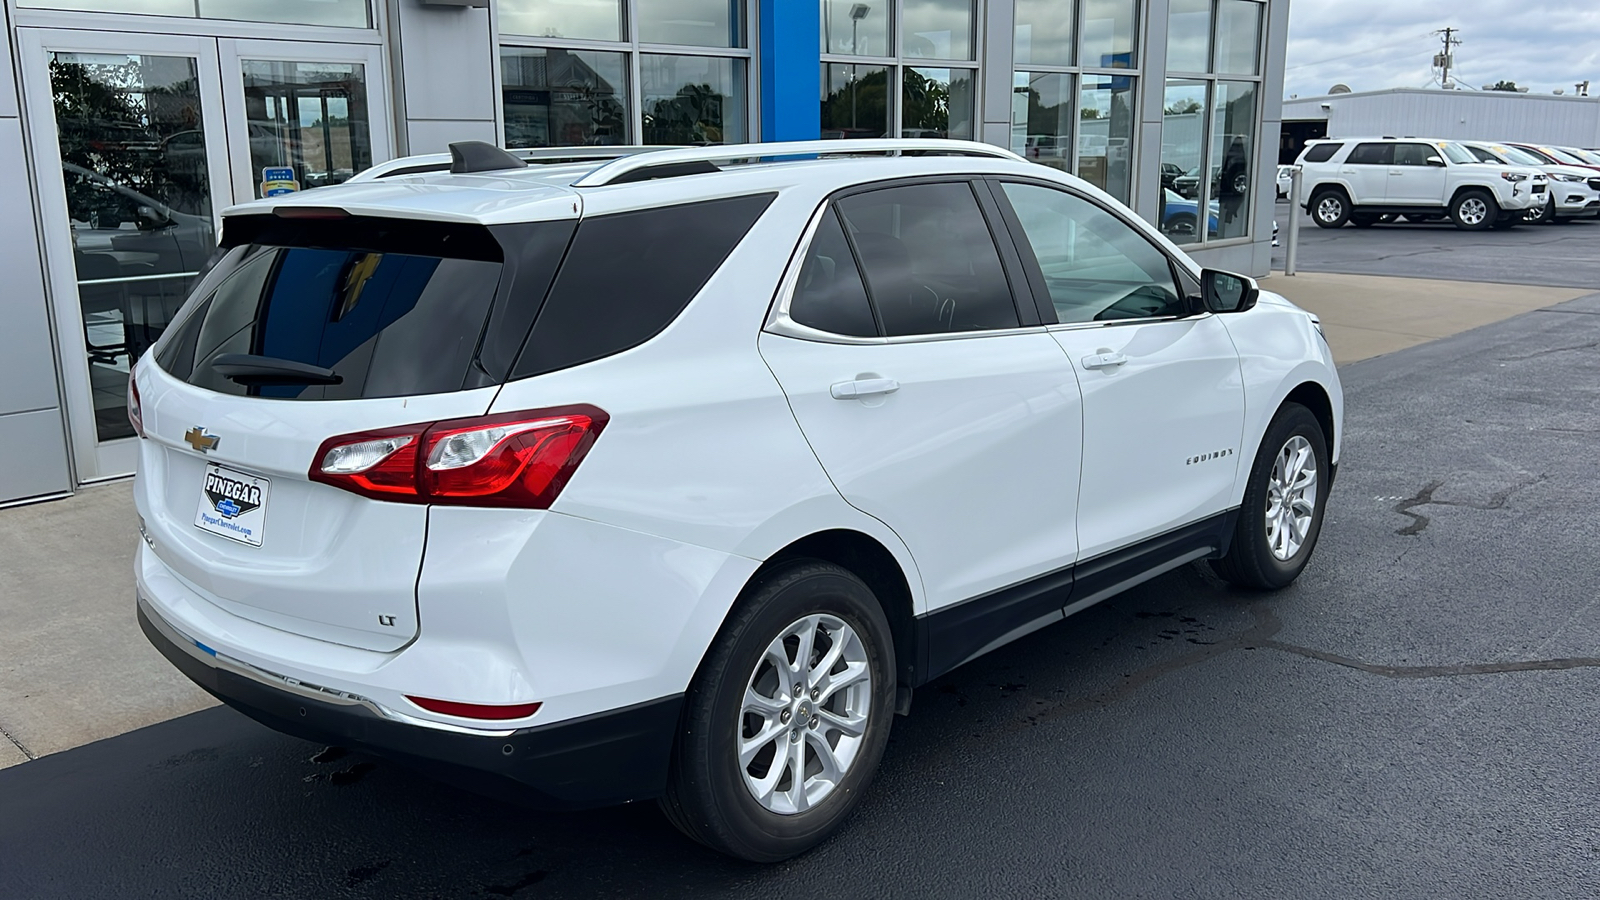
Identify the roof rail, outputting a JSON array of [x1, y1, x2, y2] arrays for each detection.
[[347, 145, 682, 182], [571, 139, 1025, 188]]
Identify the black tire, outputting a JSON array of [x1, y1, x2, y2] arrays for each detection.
[[1525, 199, 1556, 224], [1210, 404, 1331, 591], [1165, 213, 1197, 237], [1309, 190, 1350, 229], [660, 560, 896, 862], [1450, 189, 1499, 230], [1350, 213, 1379, 228]]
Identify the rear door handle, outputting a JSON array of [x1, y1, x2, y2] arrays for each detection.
[[1081, 352, 1127, 370], [831, 378, 900, 400]]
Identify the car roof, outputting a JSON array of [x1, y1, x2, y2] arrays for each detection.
[[223, 139, 1054, 227]]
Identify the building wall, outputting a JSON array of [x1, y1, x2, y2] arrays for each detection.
[[0, 2, 72, 505], [1284, 88, 1600, 147]]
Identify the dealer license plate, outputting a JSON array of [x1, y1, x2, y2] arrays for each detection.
[[193, 464, 270, 547]]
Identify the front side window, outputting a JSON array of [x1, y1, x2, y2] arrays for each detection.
[[1463, 144, 1501, 164], [835, 183, 1019, 336], [999, 181, 1183, 323], [1394, 143, 1440, 167]]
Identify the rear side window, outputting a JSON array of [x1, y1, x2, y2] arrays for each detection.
[[513, 194, 775, 378], [835, 182, 1019, 337], [790, 209, 878, 337], [1346, 143, 1393, 165], [1302, 142, 1342, 163], [154, 217, 513, 400]]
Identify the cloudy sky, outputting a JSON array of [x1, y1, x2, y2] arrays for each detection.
[[1285, 0, 1600, 99]]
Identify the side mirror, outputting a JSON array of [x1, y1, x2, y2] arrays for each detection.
[[1426, 155, 1446, 167], [1201, 268, 1259, 313]]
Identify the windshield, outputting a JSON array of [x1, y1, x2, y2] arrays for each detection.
[[1494, 145, 1547, 167], [1542, 146, 1589, 166], [1439, 143, 1478, 165]]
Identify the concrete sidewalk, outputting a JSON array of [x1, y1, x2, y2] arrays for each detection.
[[0, 270, 1588, 769]]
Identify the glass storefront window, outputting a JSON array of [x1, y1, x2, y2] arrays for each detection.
[[49, 52, 217, 441], [1214, 0, 1262, 75], [1160, 80, 1207, 245], [822, 63, 890, 139], [499, 0, 623, 42], [637, 0, 744, 48], [502, 47, 629, 147], [640, 55, 746, 144], [902, 0, 975, 60], [1013, 0, 1075, 67], [821, 0, 888, 56], [241, 60, 372, 196], [1080, 0, 1136, 68], [1078, 74, 1134, 203], [1166, 0, 1211, 74], [1011, 71, 1072, 171], [902, 67, 973, 139], [1208, 80, 1256, 239], [20, 0, 369, 27]]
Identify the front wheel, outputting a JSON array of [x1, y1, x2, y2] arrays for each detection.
[[1525, 200, 1556, 224], [660, 560, 896, 862], [1451, 190, 1498, 230], [1310, 190, 1350, 228], [1211, 404, 1331, 590]]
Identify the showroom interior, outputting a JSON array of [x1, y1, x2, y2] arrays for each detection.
[[0, 0, 1288, 504]]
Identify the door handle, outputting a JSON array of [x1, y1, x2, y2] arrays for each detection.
[[1081, 352, 1127, 371], [830, 378, 900, 400]]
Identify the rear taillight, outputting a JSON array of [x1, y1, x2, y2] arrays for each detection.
[[308, 405, 607, 508], [128, 362, 145, 438]]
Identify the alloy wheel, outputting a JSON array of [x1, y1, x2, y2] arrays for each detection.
[[738, 613, 872, 815], [1265, 435, 1318, 561], [1316, 197, 1343, 223], [1458, 197, 1489, 225]]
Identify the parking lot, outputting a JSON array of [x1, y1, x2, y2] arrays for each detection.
[[4, 244, 1599, 895]]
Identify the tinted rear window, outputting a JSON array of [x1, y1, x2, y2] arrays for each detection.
[[512, 193, 775, 378], [154, 217, 516, 400], [1302, 142, 1342, 163]]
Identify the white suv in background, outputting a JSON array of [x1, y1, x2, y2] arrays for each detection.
[[132, 139, 1342, 862], [1460, 141, 1600, 223], [1297, 138, 1548, 230]]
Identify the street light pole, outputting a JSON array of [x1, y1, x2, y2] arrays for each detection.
[[849, 4, 870, 130]]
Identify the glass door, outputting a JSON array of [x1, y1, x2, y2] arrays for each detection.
[[218, 40, 390, 204], [19, 30, 234, 481]]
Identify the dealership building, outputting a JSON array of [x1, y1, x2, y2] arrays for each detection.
[[0, 0, 1289, 504]]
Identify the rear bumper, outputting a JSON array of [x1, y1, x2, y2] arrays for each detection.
[[138, 595, 681, 809]]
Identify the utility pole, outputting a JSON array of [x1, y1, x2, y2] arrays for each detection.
[[1432, 27, 1461, 89]]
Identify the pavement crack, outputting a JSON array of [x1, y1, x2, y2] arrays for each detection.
[[1497, 340, 1600, 361], [1259, 641, 1600, 679], [1391, 473, 1545, 536], [0, 721, 36, 761]]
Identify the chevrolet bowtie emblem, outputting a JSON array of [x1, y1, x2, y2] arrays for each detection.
[[184, 427, 220, 453]]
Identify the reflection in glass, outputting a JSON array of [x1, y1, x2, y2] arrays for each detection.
[[1209, 81, 1256, 239], [902, 0, 974, 60], [1160, 80, 1207, 244], [1013, 0, 1074, 67], [821, 0, 888, 56], [1081, 0, 1137, 68], [1166, 0, 1211, 74], [1214, 0, 1262, 75], [242, 61, 372, 196], [50, 52, 217, 441], [637, 0, 743, 48], [502, 47, 629, 147], [1011, 71, 1073, 171], [19, 0, 190, 13], [21, 0, 370, 26], [498, 0, 622, 41], [822, 64, 890, 139], [1078, 74, 1134, 203], [902, 68, 973, 139], [641, 55, 746, 144]]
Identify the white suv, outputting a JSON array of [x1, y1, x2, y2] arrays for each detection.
[[132, 139, 1343, 861], [1297, 138, 1548, 230]]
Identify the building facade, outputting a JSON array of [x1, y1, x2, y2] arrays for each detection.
[[0, 0, 1289, 503], [1284, 87, 1600, 151]]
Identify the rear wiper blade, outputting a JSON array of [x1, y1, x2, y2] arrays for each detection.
[[208, 353, 342, 386]]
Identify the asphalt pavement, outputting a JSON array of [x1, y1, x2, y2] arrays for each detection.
[[4, 290, 1600, 896], [1272, 200, 1600, 288]]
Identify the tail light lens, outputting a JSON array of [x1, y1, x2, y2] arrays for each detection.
[[308, 405, 607, 508], [127, 362, 145, 438], [405, 696, 542, 720]]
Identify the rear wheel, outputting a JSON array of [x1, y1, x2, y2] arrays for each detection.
[[1211, 404, 1330, 590], [1451, 190, 1498, 230], [1310, 190, 1350, 229], [660, 560, 896, 862]]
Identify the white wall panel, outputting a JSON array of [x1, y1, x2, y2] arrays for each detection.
[[0, 409, 72, 503], [405, 117, 499, 154], [391, 0, 496, 122], [0, 121, 63, 415]]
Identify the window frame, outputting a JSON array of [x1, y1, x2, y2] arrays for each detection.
[[495, 0, 757, 147], [1160, 0, 1268, 248], [765, 175, 1044, 345], [819, 0, 982, 141], [985, 175, 1201, 329]]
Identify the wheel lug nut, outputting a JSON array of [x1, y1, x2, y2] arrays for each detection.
[[807, 717, 819, 729], [810, 688, 820, 701], [789, 729, 800, 742], [793, 683, 803, 695], [780, 710, 790, 723]]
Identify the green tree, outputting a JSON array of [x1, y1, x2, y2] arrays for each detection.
[[1488, 80, 1520, 92]]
